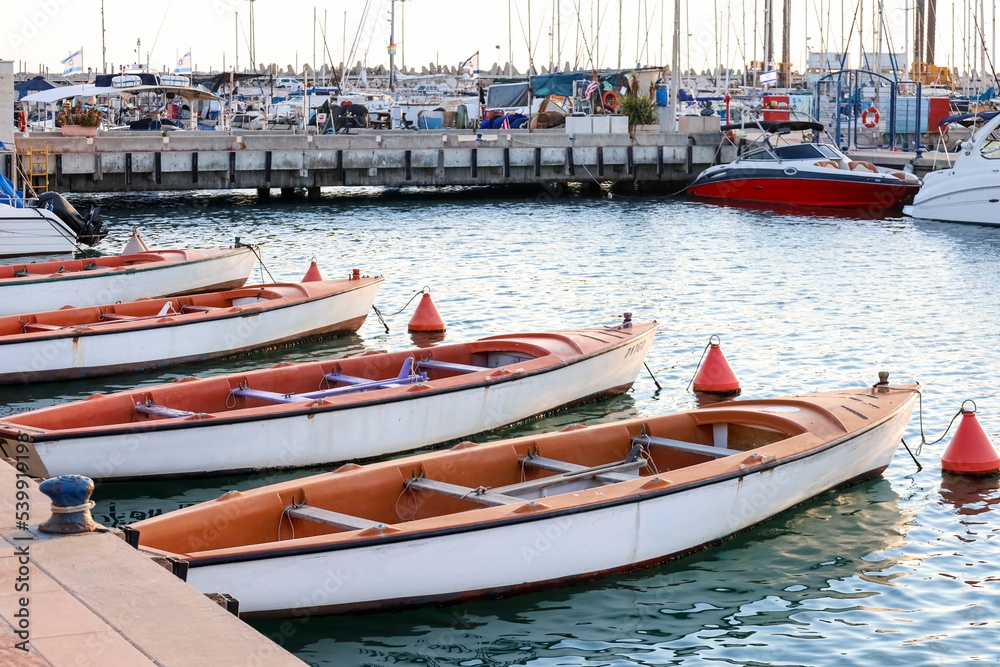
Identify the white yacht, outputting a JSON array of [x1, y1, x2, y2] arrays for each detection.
[[904, 111, 1000, 224]]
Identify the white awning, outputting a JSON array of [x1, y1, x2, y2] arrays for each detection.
[[20, 84, 120, 104]]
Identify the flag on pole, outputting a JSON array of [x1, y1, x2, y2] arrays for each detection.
[[175, 50, 192, 74], [760, 69, 777, 86], [585, 80, 599, 97], [61, 49, 83, 75], [461, 51, 480, 79]]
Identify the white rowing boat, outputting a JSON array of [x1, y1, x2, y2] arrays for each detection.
[[126, 377, 918, 617], [1, 318, 657, 480]]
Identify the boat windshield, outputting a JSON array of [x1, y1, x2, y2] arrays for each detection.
[[741, 144, 840, 162], [981, 125, 1000, 159]]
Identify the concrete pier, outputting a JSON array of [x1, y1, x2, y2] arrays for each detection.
[[8, 129, 734, 194], [0, 462, 305, 666]]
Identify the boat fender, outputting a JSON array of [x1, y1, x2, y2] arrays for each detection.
[[602, 90, 619, 110], [18, 111, 26, 133], [861, 107, 880, 128]]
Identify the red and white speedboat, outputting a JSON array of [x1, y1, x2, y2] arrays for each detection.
[[687, 121, 921, 208]]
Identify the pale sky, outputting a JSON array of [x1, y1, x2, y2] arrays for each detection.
[[4, 1, 997, 76]]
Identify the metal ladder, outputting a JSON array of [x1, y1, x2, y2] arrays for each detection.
[[28, 147, 49, 193]]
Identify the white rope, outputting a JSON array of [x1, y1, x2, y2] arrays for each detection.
[[50, 501, 95, 514]]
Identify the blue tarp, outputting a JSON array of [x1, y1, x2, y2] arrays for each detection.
[[529, 70, 627, 98], [0, 173, 25, 207], [479, 114, 528, 129]]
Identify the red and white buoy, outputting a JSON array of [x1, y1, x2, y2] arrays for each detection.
[[408, 288, 446, 333], [941, 401, 1000, 475], [301, 258, 323, 282], [692, 335, 741, 396]]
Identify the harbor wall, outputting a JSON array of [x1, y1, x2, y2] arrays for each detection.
[[8, 130, 734, 193]]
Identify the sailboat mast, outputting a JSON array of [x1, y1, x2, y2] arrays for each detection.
[[667, 0, 680, 132]]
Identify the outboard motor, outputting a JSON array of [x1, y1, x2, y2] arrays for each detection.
[[34, 192, 107, 247]]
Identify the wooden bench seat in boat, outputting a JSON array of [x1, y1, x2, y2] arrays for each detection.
[[404, 477, 523, 507], [414, 358, 490, 374], [100, 314, 139, 322], [22, 323, 65, 332], [518, 454, 641, 484], [134, 403, 197, 419], [632, 434, 741, 458], [180, 305, 221, 313], [494, 456, 648, 496], [405, 454, 649, 508], [284, 505, 381, 531], [231, 358, 428, 404]]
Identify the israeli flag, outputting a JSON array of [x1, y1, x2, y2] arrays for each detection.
[[61, 49, 83, 75], [461, 51, 480, 79], [175, 50, 192, 74], [760, 69, 777, 85]]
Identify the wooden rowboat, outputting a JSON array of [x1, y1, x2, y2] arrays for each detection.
[[0, 318, 657, 481], [126, 377, 919, 617], [0, 273, 382, 384], [0, 243, 258, 316]]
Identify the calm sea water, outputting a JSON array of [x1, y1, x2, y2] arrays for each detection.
[[6, 187, 1000, 665]]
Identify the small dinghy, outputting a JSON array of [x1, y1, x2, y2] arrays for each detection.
[[0, 317, 657, 480], [125, 376, 919, 617], [0, 273, 382, 384], [0, 241, 259, 317]]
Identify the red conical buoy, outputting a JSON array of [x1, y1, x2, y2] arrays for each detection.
[[942, 402, 1000, 475], [692, 336, 741, 395], [408, 289, 446, 333], [301, 258, 323, 282]]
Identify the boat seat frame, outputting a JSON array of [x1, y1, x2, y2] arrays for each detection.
[[633, 434, 742, 459], [180, 305, 221, 313], [517, 454, 642, 484]]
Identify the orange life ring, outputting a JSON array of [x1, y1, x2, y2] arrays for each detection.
[[862, 106, 880, 128], [602, 90, 619, 109]]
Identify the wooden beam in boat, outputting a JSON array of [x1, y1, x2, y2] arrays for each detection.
[[634, 435, 741, 459], [495, 458, 648, 496], [134, 403, 196, 419], [285, 505, 380, 531], [405, 477, 522, 507], [518, 455, 641, 484], [414, 359, 489, 374]]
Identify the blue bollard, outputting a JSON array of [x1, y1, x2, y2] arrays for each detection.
[[38, 475, 97, 534]]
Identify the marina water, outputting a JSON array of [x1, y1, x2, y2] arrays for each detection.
[[4, 188, 997, 665]]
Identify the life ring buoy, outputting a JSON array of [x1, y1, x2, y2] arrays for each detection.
[[602, 90, 619, 109], [862, 106, 880, 128]]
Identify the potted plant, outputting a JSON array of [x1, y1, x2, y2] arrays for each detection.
[[616, 76, 659, 133], [57, 104, 103, 137]]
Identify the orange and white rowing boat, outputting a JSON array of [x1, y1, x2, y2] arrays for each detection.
[[0, 272, 382, 384], [0, 318, 657, 480], [127, 377, 918, 617], [0, 243, 259, 316]]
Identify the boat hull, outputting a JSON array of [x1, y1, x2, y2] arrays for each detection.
[[0, 207, 80, 257], [0, 279, 381, 384], [179, 392, 915, 617], [903, 170, 1000, 224], [0, 247, 258, 316], [15, 324, 657, 480], [688, 174, 919, 208]]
